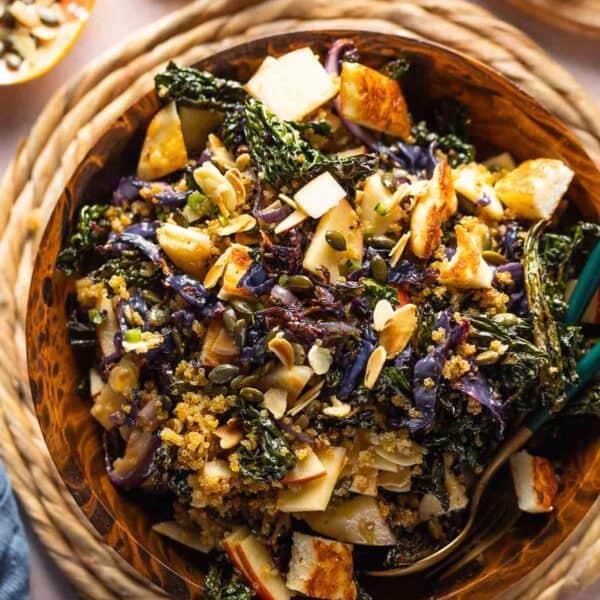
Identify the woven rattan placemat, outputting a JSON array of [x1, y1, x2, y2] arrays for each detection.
[[1, 1, 599, 598], [504, 0, 600, 37]]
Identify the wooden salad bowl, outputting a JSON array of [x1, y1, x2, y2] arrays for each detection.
[[26, 30, 600, 599]]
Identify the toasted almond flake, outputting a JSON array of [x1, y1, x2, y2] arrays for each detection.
[[31, 25, 57, 41], [390, 232, 411, 267], [203, 247, 232, 289], [373, 445, 423, 467], [262, 388, 288, 420], [217, 214, 257, 237], [380, 303, 418, 358], [225, 168, 247, 205], [322, 397, 352, 418], [364, 345, 387, 389], [274, 209, 308, 235], [307, 344, 333, 375], [214, 419, 244, 449], [287, 380, 324, 416], [378, 467, 412, 492], [279, 193, 297, 209], [268, 335, 295, 369], [372, 299, 394, 331], [350, 468, 378, 496], [207, 134, 237, 169], [371, 452, 399, 473], [9, 2, 41, 28]]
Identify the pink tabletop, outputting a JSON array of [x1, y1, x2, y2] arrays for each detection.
[[0, 1, 597, 598]]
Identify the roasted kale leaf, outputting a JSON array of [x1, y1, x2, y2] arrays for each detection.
[[204, 563, 253, 600]]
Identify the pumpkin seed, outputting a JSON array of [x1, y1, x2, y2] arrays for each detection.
[[231, 299, 254, 316], [325, 230, 347, 252], [371, 255, 388, 283], [482, 250, 507, 266], [475, 350, 500, 366], [141, 290, 161, 304], [492, 313, 518, 327], [208, 364, 240, 384], [240, 387, 264, 403], [223, 308, 237, 335], [5, 53, 22, 70], [234, 318, 247, 347], [286, 274, 314, 292], [370, 235, 396, 250], [229, 375, 245, 392]]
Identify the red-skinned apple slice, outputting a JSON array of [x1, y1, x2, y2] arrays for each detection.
[[235, 534, 291, 600], [281, 451, 326, 484], [222, 527, 251, 579]]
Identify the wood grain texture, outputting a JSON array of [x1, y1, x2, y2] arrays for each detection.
[[503, 0, 600, 37], [24, 30, 600, 600]]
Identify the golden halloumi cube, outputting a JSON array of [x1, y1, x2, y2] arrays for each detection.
[[439, 224, 494, 289], [137, 102, 189, 180], [244, 48, 338, 122], [510, 450, 558, 513], [217, 244, 254, 300], [303, 198, 363, 282], [156, 223, 212, 280], [339, 61, 411, 140], [494, 158, 574, 220], [453, 162, 504, 220], [286, 532, 357, 600], [357, 172, 405, 236], [409, 160, 456, 259]]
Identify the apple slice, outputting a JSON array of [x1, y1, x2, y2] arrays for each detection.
[[349, 468, 378, 497], [260, 365, 313, 403], [373, 444, 423, 467], [277, 447, 346, 512], [370, 452, 399, 473], [235, 534, 291, 600], [153, 521, 213, 553], [222, 527, 251, 579], [96, 295, 119, 358], [300, 495, 396, 546], [89, 368, 103, 400], [379, 468, 412, 493], [281, 450, 326, 485]]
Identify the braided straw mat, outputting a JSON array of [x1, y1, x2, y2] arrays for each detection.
[[1, 1, 599, 598], [504, 0, 600, 37]]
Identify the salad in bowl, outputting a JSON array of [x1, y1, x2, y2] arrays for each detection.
[[56, 38, 600, 599]]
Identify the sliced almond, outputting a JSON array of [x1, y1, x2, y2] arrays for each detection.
[[371, 452, 399, 473], [274, 209, 309, 235], [287, 379, 324, 417], [217, 214, 257, 237], [322, 397, 352, 418], [364, 345, 387, 389], [307, 344, 333, 375], [9, 1, 41, 28], [372, 299, 394, 331], [373, 444, 424, 467], [208, 134, 237, 169], [262, 388, 288, 420], [379, 467, 412, 493], [350, 468, 378, 496], [203, 247, 232, 289], [390, 232, 411, 267], [214, 419, 244, 449], [379, 303, 418, 358], [268, 335, 295, 369], [31, 25, 57, 41], [225, 168, 247, 205]]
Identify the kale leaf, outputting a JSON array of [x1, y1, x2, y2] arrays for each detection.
[[564, 382, 600, 416], [57, 204, 109, 275], [235, 401, 296, 482], [204, 563, 253, 600], [362, 278, 398, 307], [380, 57, 410, 79], [155, 62, 247, 112], [242, 99, 377, 188]]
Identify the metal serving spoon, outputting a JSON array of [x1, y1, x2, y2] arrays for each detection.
[[369, 242, 600, 577]]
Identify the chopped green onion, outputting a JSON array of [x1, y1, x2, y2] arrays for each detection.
[[124, 328, 142, 343], [88, 308, 106, 325], [187, 190, 209, 211], [374, 202, 389, 216]]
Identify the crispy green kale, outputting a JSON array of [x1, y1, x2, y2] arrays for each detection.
[[380, 57, 410, 80], [235, 401, 296, 482], [564, 382, 600, 416], [57, 204, 109, 275], [362, 278, 398, 307], [204, 563, 253, 600], [155, 62, 247, 112], [242, 99, 377, 188]]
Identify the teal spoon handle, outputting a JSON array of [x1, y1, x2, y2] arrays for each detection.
[[525, 341, 600, 432], [565, 242, 600, 325]]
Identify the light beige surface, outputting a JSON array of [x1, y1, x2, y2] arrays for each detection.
[[0, 1, 597, 599]]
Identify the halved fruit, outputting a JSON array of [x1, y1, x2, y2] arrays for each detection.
[[277, 446, 346, 512], [281, 450, 326, 485], [0, 1, 95, 86]]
